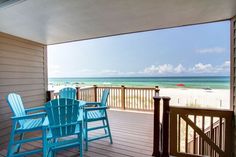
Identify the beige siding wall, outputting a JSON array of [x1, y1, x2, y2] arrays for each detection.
[[0, 32, 47, 149], [231, 16, 236, 156]]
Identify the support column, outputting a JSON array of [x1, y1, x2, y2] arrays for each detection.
[[231, 16, 236, 156], [162, 97, 171, 157], [152, 96, 161, 157]]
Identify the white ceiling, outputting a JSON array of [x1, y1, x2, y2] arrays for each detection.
[[0, 0, 235, 45]]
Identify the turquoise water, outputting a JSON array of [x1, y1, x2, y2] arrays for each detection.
[[48, 76, 230, 89]]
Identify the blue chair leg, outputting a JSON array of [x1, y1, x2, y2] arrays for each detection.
[[85, 121, 88, 151], [102, 120, 107, 134], [79, 124, 83, 157], [7, 129, 15, 157], [43, 128, 48, 157], [16, 133, 24, 153], [105, 111, 113, 144]]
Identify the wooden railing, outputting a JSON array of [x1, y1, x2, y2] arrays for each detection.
[[152, 97, 234, 157], [169, 107, 233, 157], [47, 85, 159, 111]]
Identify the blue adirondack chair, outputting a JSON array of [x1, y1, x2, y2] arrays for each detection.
[[83, 89, 113, 150], [43, 98, 83, 157], [59, 87, 77, 99], [6, 93, 46, 157]]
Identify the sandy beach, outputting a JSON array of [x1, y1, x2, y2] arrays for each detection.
[[159, 88, 230, 109]]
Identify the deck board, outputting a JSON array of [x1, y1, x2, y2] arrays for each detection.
[[0, 110, 154, 157]]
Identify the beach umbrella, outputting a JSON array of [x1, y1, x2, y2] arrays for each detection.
[[176, 83, 185, 87]]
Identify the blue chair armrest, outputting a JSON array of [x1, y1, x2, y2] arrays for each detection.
[[11, 112, 46, 121], [85, 102, 101, 107], [43, 117, 49, 127], [25, 106, 45, 113], [84, 106, 108, 112], [79, 101, 87, 107]]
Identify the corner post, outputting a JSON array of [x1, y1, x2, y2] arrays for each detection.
[[76, 86, 80, 100], [93, 85, 97, 102], [152, 96, 161, 157], [121, 85, 126, 110], [162, 97, 171, 157], [46, 90, 54, 102]]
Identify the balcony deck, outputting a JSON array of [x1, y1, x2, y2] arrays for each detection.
[[0, 110, 153, 157]]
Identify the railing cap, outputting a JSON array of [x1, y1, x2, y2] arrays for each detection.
[[162, 96, 171, 100], [153, 96, 162, 100], [47, 90, 54, 92]]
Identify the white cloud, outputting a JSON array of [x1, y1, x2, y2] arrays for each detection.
[[48, 61, 230, 77], [144, 64, 186, 74], [144, 64, 173, 74], [174, 64, 186, 73], [143, 61, 229, 75], [189, 61, 230, 74], [221, 61, 230, 69], [196, 47, 226, 54], [190, 63, 214, 73]]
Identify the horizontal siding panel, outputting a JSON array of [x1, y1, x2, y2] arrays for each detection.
[[0, 113, 12, 122], [0, 32, 44, 47], [0, 57, 43, 68], [0, 32, 46, 148], [0, 119, 11, 130], [0, 42, 43, 57], [0, 72, 44, 79], [0, 36, 44, 52], [0, 84, 44, 93], [0, 89, 45, 100], [0, 78, 44, 86], [0, 65, 44, 73], [0, 50, 44, 62], [0, 98, 46, 115]]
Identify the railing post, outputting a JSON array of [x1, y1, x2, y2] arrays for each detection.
[[76, 86, 80, 100], [46, 90, 54, 102], [121, 85, 126, 110], [162, 97, 171, 157], [152, 96, 161, 157], [155, 86, 160, 96], [93, 85, 97, 102]]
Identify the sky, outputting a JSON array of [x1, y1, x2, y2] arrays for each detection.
[[48, 21, 230, 78]]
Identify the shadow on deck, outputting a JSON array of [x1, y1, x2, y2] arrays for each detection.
[[0, 110, 154, 157]]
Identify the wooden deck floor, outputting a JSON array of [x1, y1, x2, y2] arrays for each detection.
[[0, 110, 154, 157]]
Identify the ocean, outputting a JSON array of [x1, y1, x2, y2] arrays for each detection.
[[48, 76, 230, 89]]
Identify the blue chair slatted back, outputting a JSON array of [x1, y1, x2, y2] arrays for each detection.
[[45, 98, 80, 138], [59, 87, 76, 99], [7, 93, 26, 125], [100, 89, 109, 107]]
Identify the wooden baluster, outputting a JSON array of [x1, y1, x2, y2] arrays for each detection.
[[185, 117, 188, 153], [46, 90, 54, 102], [93, 85, 97, 102], [201, 116, 205, 155], [162, 97, 171, 157], [121, 85, 125, 110], [210, 117, 213, 156], [219, 117, 222, 150], [152, 96, 161, 157], [178, 115, 181, 152], [76, 86, 80, 100]]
